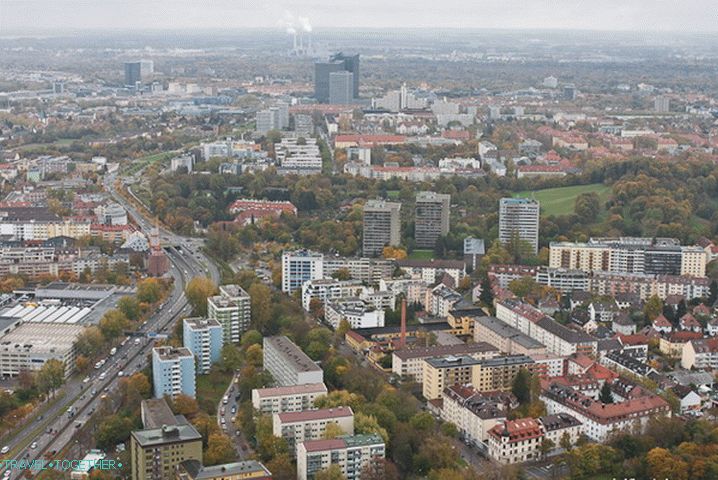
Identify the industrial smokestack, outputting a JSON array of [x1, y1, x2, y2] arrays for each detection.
[[400, 298, 407, 349]]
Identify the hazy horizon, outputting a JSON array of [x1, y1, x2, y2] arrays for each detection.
[[1, 0, 717, 34]]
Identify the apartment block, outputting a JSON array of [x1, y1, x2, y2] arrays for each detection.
[[473, 316, 547, 356], [272, 407, 354, 453], [498, 198, 540, 255], [251, 383, 328, 415], [441, 385, 515, 444], [471, 355, 536, 393], [263, 336, 324, 387], [301, 279, 365, 311], [282, 250, 324, 294], [362, 200, 401, 257], [207, 284, 251, 344], [152, 347, 196, 399], [297, 434, 385, 480], [175, 460, 272, 480], [325, 298, 385, 329], [130, 424, 202, 480], [414, 191, 450, 248], [182, 318, 223, 374], [422, 355, 482, 400], [392, 342, 499, 383]]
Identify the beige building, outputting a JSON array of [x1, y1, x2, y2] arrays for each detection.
[[441, 385, 515, 444], [362, 200, 401, 257], [251, 383, 328, 415], [0, 322, 84, 378], [272, 407, 354, 454], [175, 460, 272, 480], [472, 355, 536, 393], [130, 424, 203, 480], [392, 342, 498, 382], [296, 434, 385, 480], [422, 355, 481, 400], [473, 316, 546, 356]]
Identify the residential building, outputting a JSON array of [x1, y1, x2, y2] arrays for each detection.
[[175, 460, 272, 480], [441, 385, 515, 444], [297, 434, 384, 480], [487, 418, 544, 464], [414, 191, 451, 248], [471, 355, 536, 393], [499, 198, 540, 255], [541, 382, 671, 441], [549, 237, 706, 277], [395, 258, 465, 286], [473, 316, 547, 356], [152, 347, 196, 399], [301, 279, 365, 311], [654, 96, 670, 113], [263, 336, 324, 386], [362, 200, 401, 257], [422, 355, 481, 400], [392, 342, 499, 382], [282, 250, 324, 294], [539, 414, 582, 454], [495, 300, 597, 356], [681, 337, 718, 370], [182, 318, 223, 374], [273, 407, 354, 453], [130, 424, 202, 480], [275, 138, 323, 175], [207, 284, 251, 344], [325, 298, 385, 329], [251, 383, 328, 415]]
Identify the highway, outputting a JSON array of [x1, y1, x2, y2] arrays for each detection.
[[0, 170, 221, 478]]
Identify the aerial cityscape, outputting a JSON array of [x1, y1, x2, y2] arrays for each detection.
[[1, 1, 718, 479]]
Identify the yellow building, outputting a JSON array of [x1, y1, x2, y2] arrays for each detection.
[[422, 355, 482, 400], [175, 460, 272, 479], [472, 355, 535, 392], [131, 424, 203, 480]]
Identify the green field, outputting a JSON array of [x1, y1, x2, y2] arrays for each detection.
[[124, 151, 177, 175], [409, 249, 435, 260], [196, 368, 233, 415], [514, 183, 612, 217]]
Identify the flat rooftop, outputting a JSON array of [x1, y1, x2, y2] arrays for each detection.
[[131, 424, 201, 447], [264, 336, 322, 373], [0, 322, 84, 354], [253, 383, 327, 398]]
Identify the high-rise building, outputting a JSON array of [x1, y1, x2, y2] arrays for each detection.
[[654, 96, 670, 113], [151, 347, 196, 399], [124, 62, 142, 86], [130, 423, 202, 480], [414, 191, 451, 249], [281, 249, 324, 294], [314, 52, 360, 103], [183, 318, 223, 374], [499, 198, 540, 255], [362, 200, 401, 256], [207, 284, 251, 344], [562, 84, 576, 101], [329, 71, 354, 104], [255, 109, 277, 135]]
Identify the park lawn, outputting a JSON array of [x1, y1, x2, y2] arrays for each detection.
[[514, 183, 612, 217], [196, 368, 234, 415], [409, 249, 435, 260], [125, 151, 177, 175], [386, 190, 400, 199]]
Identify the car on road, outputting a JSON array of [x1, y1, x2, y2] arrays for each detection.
[[222, 396, 229, 405], [99, 373, 106, 380], [74, 422, 82, 428], [91, 389, 97, 396], [0, 446, 8, 454], [231, 405, 236, 414], [118, 371, 124, 377], [30, 442, 37, 449]]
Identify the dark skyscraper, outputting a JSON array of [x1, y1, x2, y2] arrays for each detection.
[[314, 52, 360, 103], [124, 61, 142, 86]]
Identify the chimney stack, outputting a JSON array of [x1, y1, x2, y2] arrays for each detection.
[[399, 298, 407, 349]]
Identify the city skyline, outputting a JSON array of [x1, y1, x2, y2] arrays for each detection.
[[2, 0, 718, 34]]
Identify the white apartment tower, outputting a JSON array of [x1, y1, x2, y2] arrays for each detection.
[[499, 198, 540, 255]]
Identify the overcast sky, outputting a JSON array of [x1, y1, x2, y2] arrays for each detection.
[[1, 0, 716, 33]]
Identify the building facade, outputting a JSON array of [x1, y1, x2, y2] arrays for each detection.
[[152, 347, 196, 399], [498, 198, 540, 255], [182, 318, 223, 374], [362, 200, 401, 257], [263, 336, 324, 386], [207, 284, 251, 344], [414, 191, 450, 248]]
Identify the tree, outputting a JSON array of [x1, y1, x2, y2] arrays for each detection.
[[76, 326, 105, 357], [136, 278, 163, 304], [479, 275, 494, 307], [170, 394, 199, 417], [245, 344, 263, 368], [539, 438, 555, 460], [361, 458, 400, 480], [125, 372, 151, 398], [599, 382, 614, 404], [117, 296, 141, 322], [646, 447, 688, 480], [644, 295, 663, 321], [560, 431, 573, 452], [413, 435, 457, 474], [512, 368, 531, 405], [409, 411, 435, 432], [575, 192, 601, 220], [314, 465, 346, 480], [99, 309, 129, 340], [240, 329, 263, 348], [265, 454, 294, 480], [383, 246, 407, 260], [336, 319, 351, 339], [204, 433, 237, 465], [185, 277, 217, 316], [323, 422, 346, 439], [220, 343, 243, 372], [248, 283, 272, 331], [355, 413, 389, 443], [508, 277, 542, 301], [36, 359, 65, 397], [96, 415, 134, 450], [315, 390, 365, 410]]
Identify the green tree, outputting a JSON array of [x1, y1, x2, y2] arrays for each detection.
[[240, 329, 263, 348], [117, 296, 141, 322], [99, 309, 129, 340], [539, 438, 555, 460], [315, 464, 346, 480], [511, 368, 531, 405], [248, 283, 272, 331], [185, 277, 217, 316], [36, 359, 65, 397], [96, 415, 134, 450], [560, 431, 573, 452], [599, 382, 614, 404], [322, 422, 347, 439], [355, 412, 389, 443], [136, 278, 163, 304], [644, 295, 663, 321], [204, 433, 237, 465], [479, 275, 494, 308], [575, 192, 601, 220]]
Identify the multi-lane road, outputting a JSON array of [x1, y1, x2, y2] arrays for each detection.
[[0, 170, 221, 478]]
